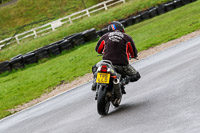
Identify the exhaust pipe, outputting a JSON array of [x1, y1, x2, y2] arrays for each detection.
[[113, 78, 122, 99], [113, 78, 120, 84]]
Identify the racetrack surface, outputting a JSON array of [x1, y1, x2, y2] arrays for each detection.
[[1, 35, 200, 133]]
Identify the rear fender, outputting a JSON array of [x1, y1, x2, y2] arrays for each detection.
[[97, 84, 112, 99], [97, 84, 108, 92]]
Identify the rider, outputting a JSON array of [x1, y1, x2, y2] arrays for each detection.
[[92, 21, 141, 93]]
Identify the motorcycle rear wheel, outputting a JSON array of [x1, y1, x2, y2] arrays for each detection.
[[97, 85, 110, 116]]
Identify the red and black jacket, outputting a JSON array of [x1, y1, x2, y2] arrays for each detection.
[[95, 31, 138, 66]]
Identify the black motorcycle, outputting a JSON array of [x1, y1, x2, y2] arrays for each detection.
[[94, 60, 129, 116]]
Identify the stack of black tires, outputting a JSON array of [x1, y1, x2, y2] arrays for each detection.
[[0, 61, 11, 74], [96, 0, 196, 36], [0, 28, 98, 74], [0, 0, 197, 74]]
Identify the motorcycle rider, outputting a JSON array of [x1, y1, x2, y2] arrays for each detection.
[[92, 21, 141, 93]]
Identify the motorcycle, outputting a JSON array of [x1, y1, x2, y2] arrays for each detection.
[[94, 60, 130, 116]]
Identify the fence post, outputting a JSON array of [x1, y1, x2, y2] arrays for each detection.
[[69, 17, 73, 24], [51, 24, 55, 31], [0, 0, 126, 46], [15, 36, 20, 44], [33, 29, 37, 38], [104, 2, 108, 10], [0, 45, 4, 50], [86, 9, 90, 17]]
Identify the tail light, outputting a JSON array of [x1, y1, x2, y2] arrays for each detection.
[[101, 65, 107, 72]]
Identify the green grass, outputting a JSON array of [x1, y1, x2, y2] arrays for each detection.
[[128, 1, 200, 51], [0, 0, 200, 119], [0, 0, 11, 4], [0, 42, 101, 118], [0, 0, 170, 62], [0, 0, 104, 38]]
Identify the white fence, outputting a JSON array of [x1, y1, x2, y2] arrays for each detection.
[[0, 0, 125, 49]]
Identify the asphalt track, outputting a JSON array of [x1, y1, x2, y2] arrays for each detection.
[[1, 35, 200, 133]]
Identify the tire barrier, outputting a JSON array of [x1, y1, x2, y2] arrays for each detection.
[[10, 54, 25, 70], [125, 17, 134, 27], [101, 28, 109, 36], [0, 61, 11, 74], [65, 33, 85, 46], [157, 4, 166, 15], [96, 28, 109, 37], [58, 39, 73, 50], [120, 20, 126, 27], [149, 7, 158, 18], [33, 47, 50, 60], [116, 0, 196, 30], [96, 30, 103, 37], [133, 15, 142, 24], [174, 0, 184, 8], [0, 0, 197, 74], [82, 28, 98, 42], [23, 52, 38, 65], [46, 43, 61, 56], [141, 10, 151, 20], [44, 40, 63, 56], [165, 2, 175, 11], [182, 0, 191, 4]]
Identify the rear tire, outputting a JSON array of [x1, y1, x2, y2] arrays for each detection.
[[97, 85, 110, 116]]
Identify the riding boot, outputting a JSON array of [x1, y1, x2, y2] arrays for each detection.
[[91, 79, 97, 91], [130, 72, 141, 82], [121, 85, 126, 94], [91, 64, 98, 91]]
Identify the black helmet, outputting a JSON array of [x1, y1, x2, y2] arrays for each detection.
[[107, 21, 125, 33]]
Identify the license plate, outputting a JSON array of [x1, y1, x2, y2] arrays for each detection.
[[96, 73, 110, 84]]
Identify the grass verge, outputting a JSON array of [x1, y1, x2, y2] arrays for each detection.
[[0, 0, 170, 62], [0, 0, 104, 37], [0, 0, 200, 119]]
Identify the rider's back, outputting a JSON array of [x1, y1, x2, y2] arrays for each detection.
[[95, 31, 138, 66]]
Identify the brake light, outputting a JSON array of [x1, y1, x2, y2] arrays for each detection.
[[111, 76, 117, 79], [101, 65, 107, 72]]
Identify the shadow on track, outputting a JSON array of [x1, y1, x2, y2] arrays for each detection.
[[104, 100, 149, 117]]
